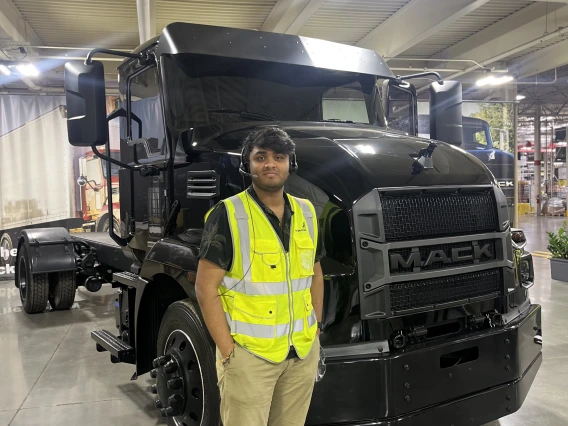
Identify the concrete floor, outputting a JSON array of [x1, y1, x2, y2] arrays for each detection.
[[0, 215, 566, 426]]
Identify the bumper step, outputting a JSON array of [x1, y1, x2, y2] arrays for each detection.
[[92, 330, 135, 364]]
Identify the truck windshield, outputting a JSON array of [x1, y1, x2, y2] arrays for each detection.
[[162, 55, 379, 130], [102, 151, 121, 178], [462, 118, 493, 148]]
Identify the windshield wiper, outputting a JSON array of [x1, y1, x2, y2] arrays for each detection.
[[207, 109, 276, 121]]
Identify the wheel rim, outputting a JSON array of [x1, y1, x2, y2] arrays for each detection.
[[19, 256, 27, 300], [156, 330, 205, 425], [0, 235, 11, 267]]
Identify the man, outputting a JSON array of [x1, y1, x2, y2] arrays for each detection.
[[195, 126, 324, 426]]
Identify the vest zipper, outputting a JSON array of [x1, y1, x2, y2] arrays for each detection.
[[247, 194, 295, 357], [285, 250, 293, 351]]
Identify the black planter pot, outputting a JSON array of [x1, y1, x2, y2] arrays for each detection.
[[550, 258, 568, 282]]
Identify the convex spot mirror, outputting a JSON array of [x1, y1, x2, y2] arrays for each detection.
[[64, 61, 108, 147]]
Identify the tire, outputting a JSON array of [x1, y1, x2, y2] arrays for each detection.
[[98, 215, 120, 234], [17, 245, 49, 314], [0, 233, 13, 268], [154, 299, 221, 426], [48, 271, 77, 310]]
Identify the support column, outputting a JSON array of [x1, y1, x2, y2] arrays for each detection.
[[534, 106, 542, 216], [513, 98, 519, 227], [502, 85, 518, 226]]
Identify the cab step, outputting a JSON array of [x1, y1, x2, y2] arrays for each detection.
[[113, 271, 139, 286], [91, 329, 135, 364]]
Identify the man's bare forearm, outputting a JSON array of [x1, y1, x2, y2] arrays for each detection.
[[311, 262, 324, 324], [195, 259, 235, 358]]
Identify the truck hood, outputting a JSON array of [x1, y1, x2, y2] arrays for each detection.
[[201, 122, 495, 205], [467, 146, 514, 180]]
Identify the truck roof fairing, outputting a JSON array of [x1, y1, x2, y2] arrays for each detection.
[[145, 22, 395, 78]]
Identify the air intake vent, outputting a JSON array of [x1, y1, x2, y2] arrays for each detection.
[[390, 269, 501, 314], [380, 190, 499, 242], [187, 170, 220, 199]]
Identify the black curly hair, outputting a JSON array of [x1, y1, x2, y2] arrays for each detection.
[[242, 126, 295, 165]]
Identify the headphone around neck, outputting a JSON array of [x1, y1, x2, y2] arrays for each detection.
[[239, 146, 298, 176]]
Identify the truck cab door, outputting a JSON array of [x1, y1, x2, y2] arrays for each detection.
[[383, 80, 418, 136], [118, 65, 169, 247]]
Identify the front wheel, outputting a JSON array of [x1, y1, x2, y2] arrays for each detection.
[[17, 245, 49, 314], [152, 300, 221, 426]]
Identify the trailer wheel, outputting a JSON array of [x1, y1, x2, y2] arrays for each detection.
[[17, 245, 49, 314], [0, 233, 13, 267], [152, 299, 220, 426], [48, 271, 76, 310], [97, 215, 120, 234]]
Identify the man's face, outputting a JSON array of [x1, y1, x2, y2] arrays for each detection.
[[249, 147, 290, 192]]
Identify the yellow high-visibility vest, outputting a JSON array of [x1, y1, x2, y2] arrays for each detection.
[[207, 190, 319, 363]]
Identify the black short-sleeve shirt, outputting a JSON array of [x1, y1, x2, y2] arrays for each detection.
[[198, 186, 323, 271]]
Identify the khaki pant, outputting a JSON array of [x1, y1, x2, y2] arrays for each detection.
[[216, 339, 320, 426]]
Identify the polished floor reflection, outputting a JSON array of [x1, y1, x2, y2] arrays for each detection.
[[0, 215, 566, 425]]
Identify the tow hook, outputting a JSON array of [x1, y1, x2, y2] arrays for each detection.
[[392, 331, 407, 349], [486, 312, 503, 328]]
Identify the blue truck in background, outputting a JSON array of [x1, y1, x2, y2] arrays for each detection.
[[419, 115, 515, 203]]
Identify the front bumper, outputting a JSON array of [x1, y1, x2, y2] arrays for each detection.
[[307, 304, 542, 426]]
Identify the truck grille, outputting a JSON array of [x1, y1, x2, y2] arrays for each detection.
[[390, 269, 501, 313], [381, 190, 499, 242], [389, 239, 497, 275]]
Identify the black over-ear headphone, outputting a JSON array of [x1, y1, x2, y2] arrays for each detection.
[[239, 146, 298, 176]]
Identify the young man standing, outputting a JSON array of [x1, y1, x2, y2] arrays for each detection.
[[195, 126, 324, 426]]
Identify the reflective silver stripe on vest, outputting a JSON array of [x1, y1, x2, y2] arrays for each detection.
[[222, 277, 310, 295], [226, 314, 315, 338], [294, 197, 315, 242], [222, 277, 288, 296], [292, 313, 317, 333], [230, 195, 251, 282], [293, 277, 311, 291], [228, 318, 290, 339]]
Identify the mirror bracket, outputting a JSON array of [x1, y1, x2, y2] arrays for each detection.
[[397, 71, 443, 83], [86, 49, 145, 66]]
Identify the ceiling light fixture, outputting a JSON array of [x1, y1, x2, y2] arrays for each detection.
[[16, 63, 40, 77], [476, 75, 514, 87], [516, 94, 526, 101]]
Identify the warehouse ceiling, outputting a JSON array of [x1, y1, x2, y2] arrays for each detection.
[[1, 0, 568, 116]]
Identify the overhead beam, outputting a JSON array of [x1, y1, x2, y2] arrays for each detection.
[[433, 2, 566, 63], [356, 0, 491, 58], [509, 38, 568, 78], [136, 0, 156, 44], [0, 0, 42, 45], [261, 0, 324, 34]]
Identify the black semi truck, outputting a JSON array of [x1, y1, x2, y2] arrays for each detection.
[[15, 23, 541, 426]]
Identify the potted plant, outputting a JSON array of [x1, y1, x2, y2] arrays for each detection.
[[548, 221, 568, 282]]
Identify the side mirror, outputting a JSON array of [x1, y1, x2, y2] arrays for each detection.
[[64, 61, 108, 147], [383, 80, 418, 136], [429, 81, 463, 145]]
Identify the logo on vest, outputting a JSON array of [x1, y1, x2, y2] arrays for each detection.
[[296, 222, 308, 233], [300, 250, 312, 271]]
